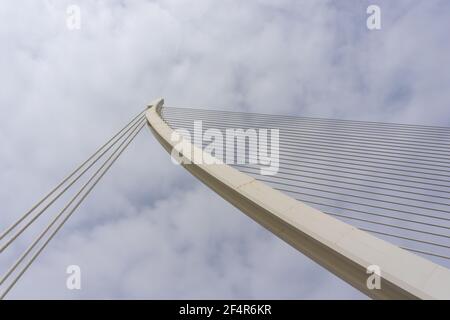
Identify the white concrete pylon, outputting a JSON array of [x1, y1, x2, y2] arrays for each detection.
[[145, 98, 450, 300]]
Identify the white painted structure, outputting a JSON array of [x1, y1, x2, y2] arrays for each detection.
[[146, 98, 450, 299]]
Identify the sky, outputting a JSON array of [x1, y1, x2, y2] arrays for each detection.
[[0, 0, 449, 299]]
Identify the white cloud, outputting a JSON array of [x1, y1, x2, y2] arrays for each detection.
[[1, 0, 449, 299]]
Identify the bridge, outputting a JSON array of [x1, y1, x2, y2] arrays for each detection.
[[1, 98, 450, 299]]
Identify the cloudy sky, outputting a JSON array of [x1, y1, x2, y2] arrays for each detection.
[[0, 0, 449, 299]]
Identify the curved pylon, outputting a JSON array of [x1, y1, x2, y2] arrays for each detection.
[[146, 98, 450, 299]]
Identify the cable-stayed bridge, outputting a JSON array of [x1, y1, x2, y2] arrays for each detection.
[[1, 98, 450, 299]]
